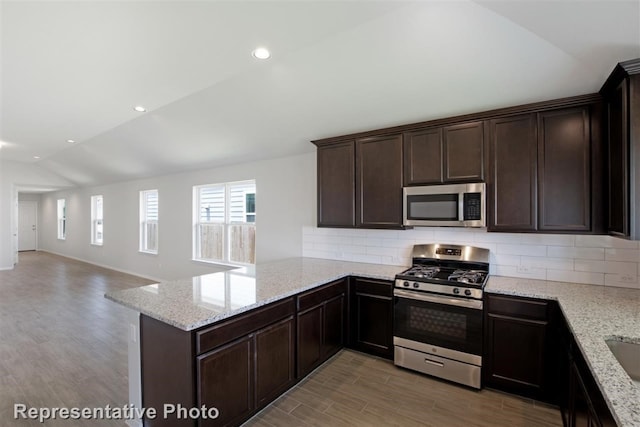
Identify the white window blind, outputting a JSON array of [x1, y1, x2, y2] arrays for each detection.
[[57, 199, 66, 240], [194, 180, 256, 264], [91, 195, 103, 246], [140, 190, 158, 254]]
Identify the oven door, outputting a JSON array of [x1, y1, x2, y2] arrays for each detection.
[[393, 289, 483, 357]]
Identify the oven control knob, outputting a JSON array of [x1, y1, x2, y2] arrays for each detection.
[[453, 288, 460, 294], [413, 282, 419, 289], [464, 289, 472, 296], [403, 281, 410, 287]]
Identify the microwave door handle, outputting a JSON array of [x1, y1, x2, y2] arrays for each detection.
[[458, 193, 465, 222]]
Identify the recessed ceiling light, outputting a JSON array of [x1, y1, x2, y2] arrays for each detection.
[[33, 156, 40, 159], [252, 47, 271, 60], [67, 139, 75, 144], [133, 105, 147, 112]]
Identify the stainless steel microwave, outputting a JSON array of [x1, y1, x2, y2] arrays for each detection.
[[403, 183, 486, 227]]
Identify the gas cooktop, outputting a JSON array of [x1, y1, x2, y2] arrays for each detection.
[[395, 244, 490, 299]]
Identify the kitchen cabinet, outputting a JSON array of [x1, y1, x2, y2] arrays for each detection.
[[316, 141, 356, 227], [141, 298, 296, 427], [198, 335, 254, 427], [403, 121, 484, 185], [538, 107, 593, 232], [297, 278, 347, 377], [198, 315, 295, 427], [313, 93, 603, 233], [483, 294, 557, 402], [313, 134, 403, 229], [487, 103, 603, 233], [568, 334, 617, 427], [487, 114, 538, 231], [348, 277, 393, 359], [356, 134, 404, 228], [600, 58, 640, 239]]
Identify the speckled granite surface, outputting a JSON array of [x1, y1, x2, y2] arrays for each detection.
[[105, 257, 403, 331], [486, 276, 640, 427], [106, 258, 639, 427]]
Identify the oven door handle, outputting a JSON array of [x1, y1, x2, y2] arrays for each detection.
[[394, 289, 483, 310]]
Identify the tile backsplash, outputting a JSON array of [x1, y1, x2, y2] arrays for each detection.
[[302, 227, 640, 289]]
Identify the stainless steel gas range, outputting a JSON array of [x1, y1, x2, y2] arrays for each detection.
[[393, 244, 489, 389]]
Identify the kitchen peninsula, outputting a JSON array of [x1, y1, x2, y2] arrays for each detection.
[[106, 257, 640, 427]]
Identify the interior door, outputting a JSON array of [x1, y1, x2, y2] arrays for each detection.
[[18, 201, 37, 251]]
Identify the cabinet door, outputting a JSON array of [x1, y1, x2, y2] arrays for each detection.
[[349, 278, 393, 359], [255, 317, 295, 407], [538, 108, 591, 231], [297, 305, 323, 377], [484, 294, 551, 401], [197, 335, 254, 427], [323, 294, 345, 358], [485, 314, 547, 395], [317, 141, 356, 227], [443, 121, 484, 182], [607, 79, 629, 237], [403, 128, 443, 185], [356, 134, 404, 228], [488, 114, 538, 231]]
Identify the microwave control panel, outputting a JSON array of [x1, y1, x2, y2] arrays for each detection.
[[463, 192, 482, 221]]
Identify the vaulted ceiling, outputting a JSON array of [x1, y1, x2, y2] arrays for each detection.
[[1, 1, 639, 187]]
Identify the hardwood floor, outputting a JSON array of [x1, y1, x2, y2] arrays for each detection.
[[1, 252, 563, 427], [0, 251, 153, 426], [244, 350, 564, 427]]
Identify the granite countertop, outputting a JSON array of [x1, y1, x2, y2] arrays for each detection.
[[105, 257, 404, 331], [106, 258, 639, 427], [486, 276, 640, 427]]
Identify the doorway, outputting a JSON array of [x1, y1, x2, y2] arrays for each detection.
[[18, 201, 38, 251]]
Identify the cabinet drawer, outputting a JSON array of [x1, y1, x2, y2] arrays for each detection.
[[196, 298, 295, 355], [486, 294, 549, 321], [352, 277, 392, 297], [298, 279, 346, 312]]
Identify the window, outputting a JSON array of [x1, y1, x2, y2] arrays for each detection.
[[194, 180, 256, 265], [91, 195, 103, 245], [57, 199, 66, 240], [140, 190, 158, 254]]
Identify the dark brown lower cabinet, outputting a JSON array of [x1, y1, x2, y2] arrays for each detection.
[[348, 277, 393, 359], [141, 298, 296, 427], [297, 279, 347, 377], [483, 294, 556, 402], [197, 335, 254, 427], [197, 316, 295, 427], [484, 293, 617, 426], [255, 318, 295, 406], [568, 334, 617, 427]]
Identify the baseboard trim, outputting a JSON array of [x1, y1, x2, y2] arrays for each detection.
[[38, 250, 162, 283], [0, 266, 14, 271]]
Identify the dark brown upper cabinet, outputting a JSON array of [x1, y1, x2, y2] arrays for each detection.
[[356, 134, 404, 229], [313, 92, 604, 233], [538, 107, 592, 232], [600, 58, 640, 239], [404, 121, 484, 186], [488, 101, 603, 234], [488, 114, 538, 231], [403, 128, 442, 184], [443, 121, 485, 182], [316, 141, 356, 227]]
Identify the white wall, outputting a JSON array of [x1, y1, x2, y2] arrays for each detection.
[[39, 152, 316, 281], [18, 193, 42, 202], [0, 160, 73, 270], [302, 227, 640, 290]]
